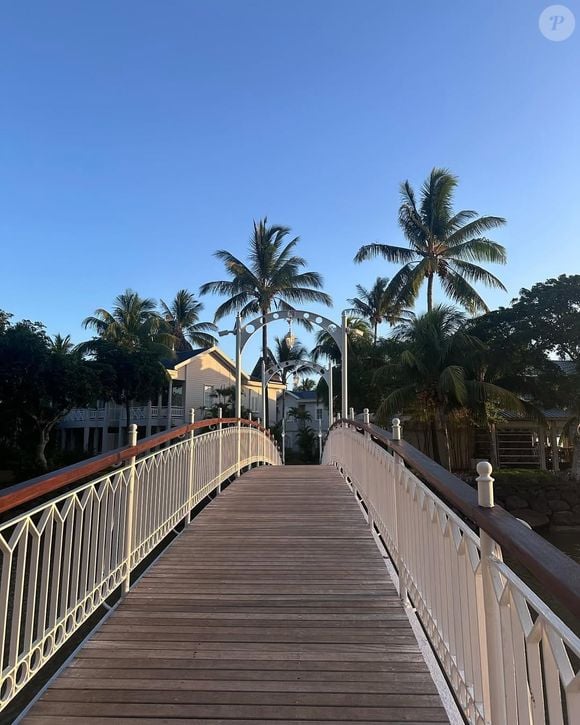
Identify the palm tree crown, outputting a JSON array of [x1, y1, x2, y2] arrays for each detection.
[[200, 218, 332, 424], [160, 290, 217, 352], [347, 277, 413, 344], [83, 290, 171, 351], [354, 168, 507, 313]]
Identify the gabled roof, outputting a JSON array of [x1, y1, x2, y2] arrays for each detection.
[[162, 349, 207, 370]]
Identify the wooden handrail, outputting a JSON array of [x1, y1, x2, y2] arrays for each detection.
[[0, 418, 269, 516], [330, 418, 580, 620]]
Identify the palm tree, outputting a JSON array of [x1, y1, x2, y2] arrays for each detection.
[[83, 289, 172, 351], [311, 318, 372, 363], [376, 305, 527, 468], [347, 277, 413, 344], [200, 218, 332, 424], [82, 290, 173, 435], [271, 335, 317, 424], [51, 334, 75, 355], [354, 168, 507, 313], [160, 289, 217, 352]]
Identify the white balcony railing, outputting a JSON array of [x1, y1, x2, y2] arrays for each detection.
[[323, 421, 580, 725], [0, 419, 280, 711], [62, 406, 186, 424]]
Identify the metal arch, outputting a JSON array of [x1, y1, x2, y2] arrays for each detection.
[[264, 359, 327, 385], [238, 310, 343, 351]]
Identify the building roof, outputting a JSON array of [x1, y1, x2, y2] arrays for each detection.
[[286, 390, 318, 401], [554, 359, 578, 375], [162, 349, 207, 370]]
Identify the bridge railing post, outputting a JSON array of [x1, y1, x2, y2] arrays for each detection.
[[187, 408, 195, 522], [217, 408, 223, 493], [476, 460, 506, 725], [363, 408, 370, 438], [122, 423, 138, 596]]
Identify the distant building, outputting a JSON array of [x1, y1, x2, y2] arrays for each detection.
[[276, 390, 329, 451], [59, 346, 284, 453]]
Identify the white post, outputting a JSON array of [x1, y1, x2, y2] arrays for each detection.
[[261, 358, 267, 432], [166, 378, 173, 431], [327, 362, 333, 430], [122, 424, 138, 595], [281, 417, 286, 464], [235, 313, 242, 477], [392, 417, 401, 441], [349, 406, 354, 421], [318, 418, 322, 463], [187, 409, 195, 522], [217, 407, 223, 493], [476, 460, 507, 725], [145, 399, 152, 438], [363, 408, 370, 438], [341, 311, 348, 419]]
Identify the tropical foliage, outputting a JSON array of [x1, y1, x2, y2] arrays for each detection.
[[347, 277, 412, 344], [200, 218, 332, 423], [160, 289, 217, 351], [354, 168, 507, 313]]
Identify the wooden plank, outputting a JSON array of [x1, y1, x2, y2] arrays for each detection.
[[24, 465, 449, 723]]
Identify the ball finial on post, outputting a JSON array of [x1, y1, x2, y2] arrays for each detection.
[[476, 460, 494, 508], [392, 418, 401, 441]]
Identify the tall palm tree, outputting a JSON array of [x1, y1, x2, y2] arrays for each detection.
[[200, 218, 332, 424], [354, 168, 507, 313], [376, 305, 527, 468], [347, 277, 413, 344], [160, 289, 217, 352], [83, 289, 172, 351]]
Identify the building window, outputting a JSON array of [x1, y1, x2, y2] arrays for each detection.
[[316, 408, 323, 420]]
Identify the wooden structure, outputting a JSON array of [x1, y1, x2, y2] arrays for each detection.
[[22, 465, 449, 723]]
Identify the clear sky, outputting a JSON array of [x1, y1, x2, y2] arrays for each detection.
[[1, 0, 579, 364]]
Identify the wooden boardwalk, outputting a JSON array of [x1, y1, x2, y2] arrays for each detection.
[[24, 465, 449, 724]]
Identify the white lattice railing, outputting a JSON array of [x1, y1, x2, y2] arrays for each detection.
[[0, 418, 280, 711], [323, 420, 580, 725]]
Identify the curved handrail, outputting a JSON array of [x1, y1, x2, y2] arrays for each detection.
[[329, 418, 580, 620], [0, 417, 270, 516]]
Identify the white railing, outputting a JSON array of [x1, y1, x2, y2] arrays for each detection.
[[62, 406, 186, 424], [0, 419, 280, 711], [323, 421, 580, 725]]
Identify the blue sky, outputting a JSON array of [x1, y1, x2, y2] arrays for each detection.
[[1, 0, 579, 365]]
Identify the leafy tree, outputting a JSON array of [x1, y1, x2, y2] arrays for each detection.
[[347, 277, 413, 344], [81, 290, 173, 437], [160, 289, 217, 351], [507, 275, 580, 361], [375, 306, 525, 468], [354, 168, 507, 313], [87, 340, 169, 440], [270, 335, 317, 422], [0, 320, 99, 472], [200, 218, 332, 424]]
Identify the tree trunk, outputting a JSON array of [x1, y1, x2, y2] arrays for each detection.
[[262, 310, 269, 427], [489, 422, 499, 469], [34, 428, 50, 471], [427, 274, 434, 313], [373, 321, 378, 346], [430, 418, 441, 464], [125, 399, 131, 445], [572, 436, 580, 481]]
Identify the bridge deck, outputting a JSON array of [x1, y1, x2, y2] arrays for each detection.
[[24, 465, 449, 724]]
